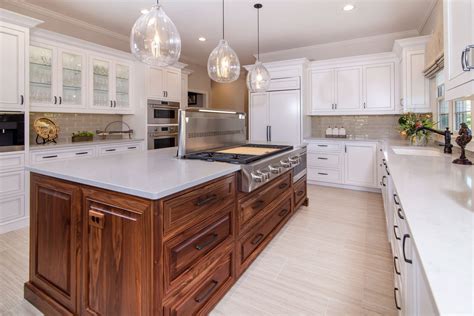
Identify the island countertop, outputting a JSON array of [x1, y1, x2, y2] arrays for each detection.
[[26, 147, 241, 199]]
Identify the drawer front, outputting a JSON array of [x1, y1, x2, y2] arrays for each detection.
[[98, 143, 142, 156], [163, 175, 235, 236], [294, 176, 307, 207], [238, 172, 291, 232], [241, 198, 291, 263], [307, 142, 343, 153], [307, 152, 341, 168], [307, 167, 341, 183], [166, 212, 232, 281], [32, 148, 95, 163], [166, 252, 233, 316], [0, 194, 25, 223], [0, 152, 24, 171], [0, 170, 24, 196]]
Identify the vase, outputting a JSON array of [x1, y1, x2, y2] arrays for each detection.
[[410, 134, 428, 146]]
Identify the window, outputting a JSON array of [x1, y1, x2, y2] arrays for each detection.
[[454, 99, 472, 130], [436, 83, 449, 130]]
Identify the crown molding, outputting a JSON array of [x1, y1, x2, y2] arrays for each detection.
[[308, 52, 398, 69], [0, 8, 43, 28], [4, 0, 129, 43], [392, 35, 431, 57], [417, 0, 439, 34]]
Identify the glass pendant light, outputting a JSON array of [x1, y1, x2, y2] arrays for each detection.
[[247, 3, 270, 92], [130, 0, 181, 67], [207, 0, 241, 83]]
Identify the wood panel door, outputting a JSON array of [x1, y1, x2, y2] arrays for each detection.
[[81, 188, 153, 316], [28, 174, 81, 314]]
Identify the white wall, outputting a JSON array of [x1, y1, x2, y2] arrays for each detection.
[[420, 0, 442, 36], [186, 62, 212, 97]]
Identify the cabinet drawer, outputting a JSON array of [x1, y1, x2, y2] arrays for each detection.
[[0, 194, 25, 223], [238, 172, 291, 233], [308, 152, 341, 168], [165, 212, 232, 281], [307, 167, 341, 183], [166, 252, 233, 316], [0, 170, 24, 196], [240, 198, 291, 264], [98, 142, 142, 156], [294, 176, 307, 207], [163, 175, 236, 236], [31, 147, 95, 163], [307, 142, 343, 153], [0, 152, 24, 171]]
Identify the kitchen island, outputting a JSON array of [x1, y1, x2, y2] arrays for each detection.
[[24, 147, 307, 315]]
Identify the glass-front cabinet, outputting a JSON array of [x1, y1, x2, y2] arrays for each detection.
[[115, 63, 130, 109], [30, 43, 86, 109], [91, 58, 111, 109]]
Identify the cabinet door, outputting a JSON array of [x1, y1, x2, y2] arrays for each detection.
[[344, 143, 377, 187], [405, 50, 430, 113], [249, 93, 269, 142], [363, 63, 394, 111], [148, 66, 165, 98], [82, 189, 152, 316], [444, 0, 474, 94], [114, 63, 131, 110], [269, 90, 301, 145], [165, 69, 180, 102], [310, 69, 334, 113], [0, 26, 25, 110], [335, 67, 362, 111], [57, 49, 86, 108], [30, 44, 57, 107], [181, 74, 188, 107], [90, 57, 113, 109]]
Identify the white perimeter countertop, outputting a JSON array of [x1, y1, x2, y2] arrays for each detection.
[[26, 147, 240, 199], [29, 138, 145, 151]]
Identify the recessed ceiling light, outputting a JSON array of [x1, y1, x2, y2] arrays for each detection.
[[140, 9, 149, 14], [343, 4, 355, 11], [198, 37, 207, 42]]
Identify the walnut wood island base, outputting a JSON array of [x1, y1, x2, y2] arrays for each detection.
[[25, 171, 307, 315]]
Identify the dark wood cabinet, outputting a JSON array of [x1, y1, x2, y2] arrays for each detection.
[[294, 175, 307, 209]]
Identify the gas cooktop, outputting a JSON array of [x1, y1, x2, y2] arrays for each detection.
[[184, 144, 293, 164]]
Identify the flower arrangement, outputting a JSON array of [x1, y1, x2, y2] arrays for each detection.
[[398, 113, 434, 145]]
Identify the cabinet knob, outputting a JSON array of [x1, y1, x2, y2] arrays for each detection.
[[89, 210, 105, 229]]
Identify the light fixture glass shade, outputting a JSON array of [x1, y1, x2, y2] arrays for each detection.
[[246, 61, 271, 92], [207, 39, 241, 83], [130, 4, 181, 67]]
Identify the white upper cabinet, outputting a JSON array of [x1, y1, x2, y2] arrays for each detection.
[[58, 50, 86, 108], [0, 24, 26, 110], [363, 63, 395, 111], [444, 0, 474, 100], [308, 54, 398, 115], [147, 67, 181, 102]]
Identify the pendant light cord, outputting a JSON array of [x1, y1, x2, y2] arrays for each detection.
[[257, 6, 260, 61], [222, 0, 225, 40]]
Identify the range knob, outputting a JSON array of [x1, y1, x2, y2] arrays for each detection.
[[251, 172, 264, 183], [259, 169, 271, 180], [289, 156, 300, 166], [268, 164, 282, 174], [280, 160, 291, 168]]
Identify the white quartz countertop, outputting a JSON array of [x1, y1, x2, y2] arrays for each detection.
[[382, 140, 473, 315], [305, 136, 385, 142], [26, 147, 240, 199], [29, 138, 144, 151]]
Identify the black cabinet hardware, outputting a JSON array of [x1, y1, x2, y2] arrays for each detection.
[[105, 149, 116, 152], [394, 288, 401, 310], [110, 100, 113, 107], [393, 193, 400, 205], [278, 183, 288, 190], [194, 280, 218, 303], [393, 256, 401, 275], [54, 96, 57, 104], [75, 152, 88, 155], [402, 234, 412, 264], [317, 144, 328, 147], [393, 225, 401, 240], [43, 155, 58, 159], [317, 157, 328, 160], [127, 147, 137, 150], [317, 172, 328, 176], [194, 233, 218, 250], [278, 208, 289, 217], [397, 208, 405, 220], [20, 95, 24, 105], [251, 233, 264, 245], [195, 194, 218, 207], [381, 175, 387, 186], [59, 96, 62, 104]]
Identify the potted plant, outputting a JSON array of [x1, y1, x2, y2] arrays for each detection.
[[72, 131, 94, 142], [398, 113, 434, 146]]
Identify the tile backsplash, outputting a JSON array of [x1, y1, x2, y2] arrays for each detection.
[[30, 112, 123, 144], [311, 115, 401, 139]]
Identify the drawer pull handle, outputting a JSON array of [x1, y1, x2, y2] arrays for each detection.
[[397, 208, 405, 220], [393, 225, 401, 240], [393, 193, 400, 205], [278, 182, 288, 190], [75, 152, 88, 155], [278, 208, 289, 217], [105, 149, 116, 152], [89, 205, 136, 222], [195, 233, 218, 251], [195, 194, 218, 207], [394, 287, 401, 310], [297, 190, 304, 197], [88, 210, 105, 229], [127, 147, 137, 149], [402, 234, 412, 264], [251, 199, 265, 209], [318, 172, 328, 176], [381, 175, 387, 187], [42, 155, 58, 159], [393, 256, 401, 275], [385, 165, 390, 175], [317, 157, 328, 160], [194, 280, 218, 303], [317, 144, 328, 147], [251, 233, 264, 245]]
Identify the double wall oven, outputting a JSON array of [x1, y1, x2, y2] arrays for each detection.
[[0, 112, 25, 152], [147, 99, 180, 150]]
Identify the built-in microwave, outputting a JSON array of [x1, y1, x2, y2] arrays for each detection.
[[0, 112, 24, 152], [147, 125, 178, 150], [147, 99, 180, 125]]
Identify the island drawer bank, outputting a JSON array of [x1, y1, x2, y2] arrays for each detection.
[[25, 169, 307, 315]]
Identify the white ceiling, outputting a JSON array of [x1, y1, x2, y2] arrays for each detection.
[[11, 0, 436, 65]]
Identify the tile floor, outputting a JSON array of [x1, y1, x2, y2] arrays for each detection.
[[0, 185, 397, 315]]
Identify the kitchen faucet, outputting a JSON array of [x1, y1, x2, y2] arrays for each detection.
[[415, 126, 453, 154]]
